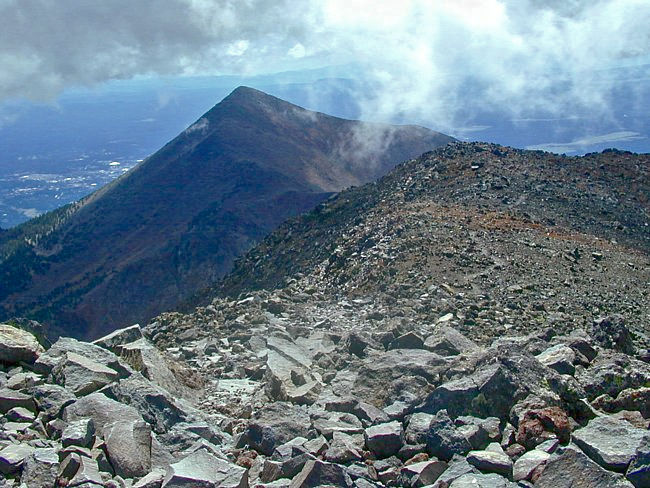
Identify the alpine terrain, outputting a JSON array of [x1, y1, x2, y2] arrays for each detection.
[[0, 141, 648, 487], [0, 87, 453, 340]]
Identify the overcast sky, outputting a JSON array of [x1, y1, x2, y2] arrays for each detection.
[[1, 0, 649, 127]]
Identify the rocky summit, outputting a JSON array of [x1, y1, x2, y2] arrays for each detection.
[[0, 142, 648, 487]]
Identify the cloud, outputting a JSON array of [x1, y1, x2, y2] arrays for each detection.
[[526, 131, 646, 153], [1, 0, 649, 129]]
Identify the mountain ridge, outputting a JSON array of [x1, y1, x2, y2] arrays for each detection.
[[0, 87, 453, 339]]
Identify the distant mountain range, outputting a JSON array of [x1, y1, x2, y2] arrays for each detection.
[[0, 87, 453, 339]]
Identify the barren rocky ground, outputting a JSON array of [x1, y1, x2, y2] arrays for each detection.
[[1, 142, 648, 487]]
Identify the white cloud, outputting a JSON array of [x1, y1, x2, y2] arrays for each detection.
[[526, 131, 646, 153], [1, 0, 649, 128]]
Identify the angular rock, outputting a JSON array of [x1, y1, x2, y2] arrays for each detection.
[[113, 338, 190, 398], [535, 448, 634, 487], [133, 468, 167, 488], [324, 432, 363, 464], [289, 459, 352, 488], [424, 326, 479, 357], [592, 387, 650, 419], [572, 415, 648, 472], [63, 392, 143, 436], [51, 352, 119, 396], [627, 435, 650, 488], [353, 349, 447, 409], [32, 383, 77, 420], [162, 450, 248, 487], [0, 324, 44, 364], [448, 473, 515, 487], [61, 418, 96, 448], [516, 407, 571, 449], [21, 448, 59, 487], [578, 352, 650, 400], [104, 419, 152, 478], [6, 406, 35, 422], [512, 449, 550, 481], [466, 449, 513, 476], [400, 459, 448, 487], [67, 455, 104, 487], [101, 373, 192, 433], [265, 336, 322, 405], [426, 409, 472, 461], [312, 411, 363, 439], [406, 413, 435, 445], [34, 337, 131, 377], [389, 332, 425, 350], [430, 456, 478, 487], [93, 324, 144, 351], [0, 443, 35, 475], [237, 403, 312, 456], [591, 315, 635, 355], [365, 421, 405, 458], [536, 345, 576, 376], [0, 387, 36, 414]]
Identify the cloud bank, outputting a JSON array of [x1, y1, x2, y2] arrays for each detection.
[[2, 0, 649, 127]]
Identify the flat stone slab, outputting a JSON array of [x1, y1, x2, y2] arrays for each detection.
[[572, 415, 648, 472], [162, 450, 248, 487], [513, 449, 550, 481], [0, 443, 35, 475], [535, 448, 634, 487], [466, 449, 513, 476]]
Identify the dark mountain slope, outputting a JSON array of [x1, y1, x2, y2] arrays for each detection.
[[0, 87, 453, 339], [217, 142, 649, 341]]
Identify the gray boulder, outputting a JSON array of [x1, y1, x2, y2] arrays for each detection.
[[448, 473, 516, 487], [323, 432, 362, 464], [426, 409, 472, 461], [51, 352, 119, 396], [577, 351, 650, 400], [536, 345, 576, 376], [424, 326, 479, 357], [61, 418, 95, 448], [406, 412, 435, 445], [289, 459, 352, 488], [0, 324, 44, 364], [21, 448, 59, 487], [512, 449, 550, 481], [162, 450, 248, 487], [66, 455, 104, 487], [101, 373, 193, 433], [93, 324, 143, 351], [312, 411, 364, 439], [389, 332, 425, 350], [104, 419, 152, 478], [466, 449, 513, 476], [364, 421, 405, 458], [34, 337, 131, 377], [591, 315, 635, 355], [572, 415, 648, 472], [63, 392, 142, 436], [399, 460, 448, 487], [0, 443, 35, 475], [265, 336, 322, 405], [237, 403, 312, 456], [627, 435, 650, 488], [32, 383, 76, 420], [353, 349, 447, 409], [0, 388, 36, 413], [535, 447, 634, 487]]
